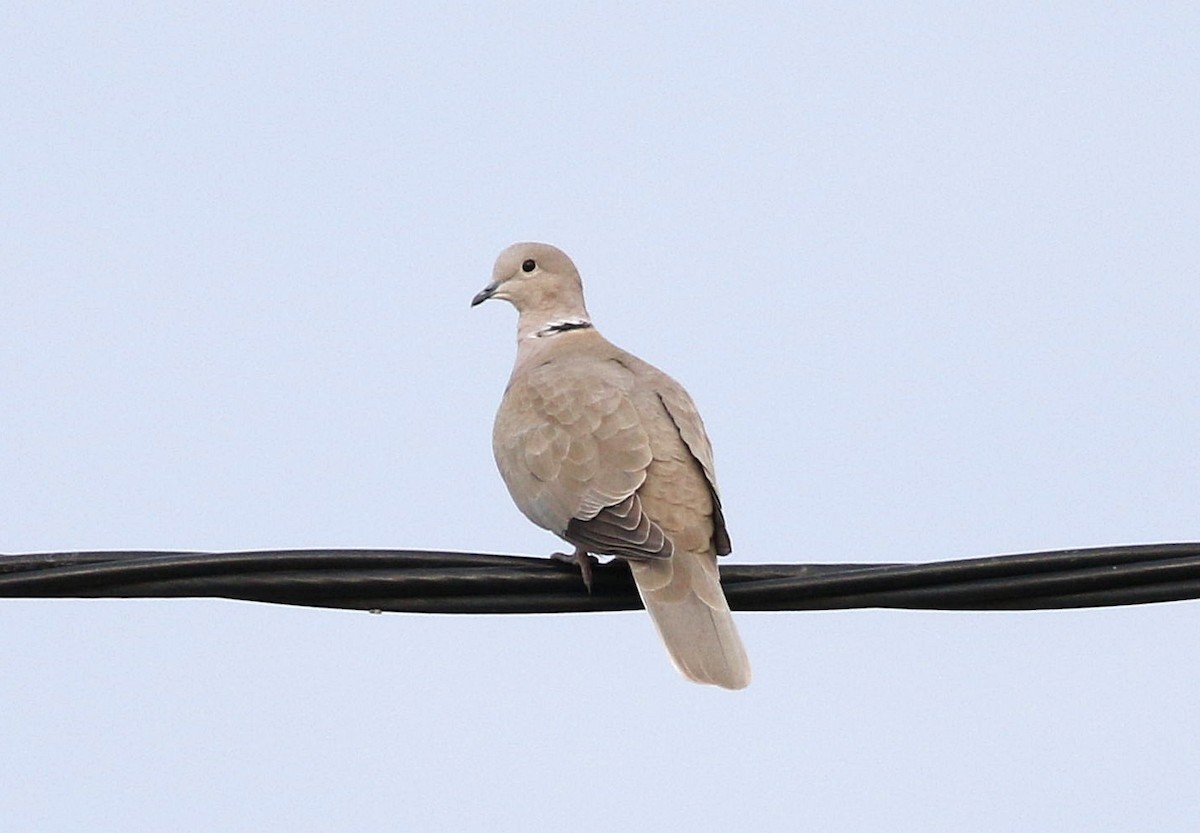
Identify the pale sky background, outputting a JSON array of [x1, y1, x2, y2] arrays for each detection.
[[3, 4, 1200, 831]]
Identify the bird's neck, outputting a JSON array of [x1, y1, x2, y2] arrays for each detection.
[[516, 309, 594, 342], [512, 316, 603, 373]]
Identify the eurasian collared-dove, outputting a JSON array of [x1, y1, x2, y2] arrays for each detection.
[[472, 242, 751, 689]]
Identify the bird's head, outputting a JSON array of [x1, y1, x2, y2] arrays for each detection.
[[471, 242, 591, 331]]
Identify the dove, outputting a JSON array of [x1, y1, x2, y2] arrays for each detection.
[[472, 242, 750, 689]]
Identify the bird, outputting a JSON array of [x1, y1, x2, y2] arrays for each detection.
[[472, 242, 751, 689]]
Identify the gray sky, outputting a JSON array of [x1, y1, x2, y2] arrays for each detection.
[[3, 4, 1199, 831]]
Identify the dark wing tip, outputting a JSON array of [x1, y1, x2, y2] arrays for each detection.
[[565, 493, 674, 561]]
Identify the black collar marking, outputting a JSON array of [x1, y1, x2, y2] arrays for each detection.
[[536, 321, 594, 337]]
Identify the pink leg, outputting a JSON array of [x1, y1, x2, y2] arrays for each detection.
[[551, 545, 599, 592]]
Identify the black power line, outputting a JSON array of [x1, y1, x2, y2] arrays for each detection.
[[2, 543, 1199, 614]]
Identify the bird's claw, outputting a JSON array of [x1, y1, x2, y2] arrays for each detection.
[[551, 546, 598, 593]]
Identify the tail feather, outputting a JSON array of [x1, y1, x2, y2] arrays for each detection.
[[629, 552, 751, 690]]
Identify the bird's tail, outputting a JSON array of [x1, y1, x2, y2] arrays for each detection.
[[629, 551, 751, 690]]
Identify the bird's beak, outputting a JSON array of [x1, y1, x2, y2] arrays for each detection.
[[471, 282, 498, 307]]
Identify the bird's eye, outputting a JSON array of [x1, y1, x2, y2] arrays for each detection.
[[522, 259, 536, 273]]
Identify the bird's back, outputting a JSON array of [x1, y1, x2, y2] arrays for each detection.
[[493, 330, 749, 688]]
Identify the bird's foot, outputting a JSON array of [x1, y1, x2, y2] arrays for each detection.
[[551, 546, 599, 593]]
